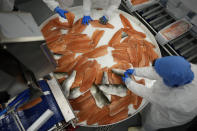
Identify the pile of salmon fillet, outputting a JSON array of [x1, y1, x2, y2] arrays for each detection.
[[41, 12, 159, 125], [131, 0, 149, 5]]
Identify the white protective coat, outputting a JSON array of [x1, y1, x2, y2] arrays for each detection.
[[125, 64, 197, 131], [43, 0, 74, 11], [0, 0, 15, 11], [83, 0, 121, 19]]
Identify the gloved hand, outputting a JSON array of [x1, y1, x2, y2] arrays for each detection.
[[126, 69, 135, 75], [54, 6, 68, 19], [82, 16, 93, 25], [99, 16, 108, 25], [122, 72, 130, 83]]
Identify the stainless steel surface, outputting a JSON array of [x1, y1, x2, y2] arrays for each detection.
[[144, 9, 164, 19], [142, 6, 162, 17], [11, 111, 25, 131], [180, 44, 197, 56], [187, 53, 197, 61], [122, 1, 197, 63], [149, 14, 168, 24], [46, 73, 76, 123], [170, 32, 190, 44], [0, 12, 56, 79], [173, 37, 195, 50], [0, 12, 44, 43], [154, 18, 174, 29], [5, 42, 56, 79]]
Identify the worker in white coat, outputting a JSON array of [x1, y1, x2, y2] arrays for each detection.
[[122, 56, 197, 131], [43, 0, 74, 19], [43, 0, 121, 25], [82, 0, 121, 25], [0, 0, 15, 11]]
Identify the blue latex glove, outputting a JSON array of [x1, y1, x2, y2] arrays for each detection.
[[154, 56, 194, 87], [82, 16, 93, 25], [126, 69, 135, 75], [99, 16, 108, 25], [122, 72, 130, 83], [54, 6, 68, 19]]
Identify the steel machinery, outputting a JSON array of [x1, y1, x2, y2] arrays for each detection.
[[122, 0, 197, 63], [0, 12, 76, 131]]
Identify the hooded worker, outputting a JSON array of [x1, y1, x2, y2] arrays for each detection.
[[122, 56, 197, 131], [82, 0, 121, 25], [43, 0, 121, 25]]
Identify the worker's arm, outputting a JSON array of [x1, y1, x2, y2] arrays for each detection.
[[43, 0, 59, 11], [83, 0, 92, 16], [125, 77, 155, 101], [104, 0, 121, 19], [43, 0, 69, 19], [82, 0, 93, 25], [133, 67, 162, 80]]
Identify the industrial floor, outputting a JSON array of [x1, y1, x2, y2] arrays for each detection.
[[14, 0, 196, 131]]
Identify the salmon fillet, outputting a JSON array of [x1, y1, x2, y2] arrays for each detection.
[[111, 73, 123, 84], [18, 97, 42, 111], [108, 29, 122, 47], [58, 77, 66, 84], [109, 94, 132, 116], [83, 45, 108, 58], [113, 42, 130, 50], [120, 14, 133, 29], [53, 17, 71, 29], [95, 67, 103, 84], [111, 62, 132, 70], [66, 39, 92, 51], [65, 12, 75, 26], [112, 52, 131, 64], [74, 61, 93, 86], [41, 17, 59, 34], [57, 53, 75, 67], [131, 0, 149, 5], [87, 106, 109, 125], [112, 49, 127, 54], [71, 96, 95, 111], [122, 37, 129, 43], [90, 20, 114, 29], [133, 96, 143, 109], [56, 55, 82, 72], [80, 66, 98, 92], [70, 90, 91, 103], [123, 28, 146, 39], [98, 108, 128, 125], [111, 95, 122, 102], [68, 18, 87, 34], [73, 56, 88, 70], [147, 46, 159, 63], [91, 30, 105, 48], [107, 69, 114, 84], [43, 28, 62, 40], [77, 98, 100, 123], [127, 47, 138, 67], [45, 34, 62, 44]]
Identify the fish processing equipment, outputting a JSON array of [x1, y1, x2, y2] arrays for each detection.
[[0, 12, 76, 131], [122, 0, 197, 63]]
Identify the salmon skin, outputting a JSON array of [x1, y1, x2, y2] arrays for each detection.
[[90, 85, 110, 108], [90, 20, 114, 29]]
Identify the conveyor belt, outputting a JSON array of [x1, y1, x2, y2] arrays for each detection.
[[121, 2, 197, 64]]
